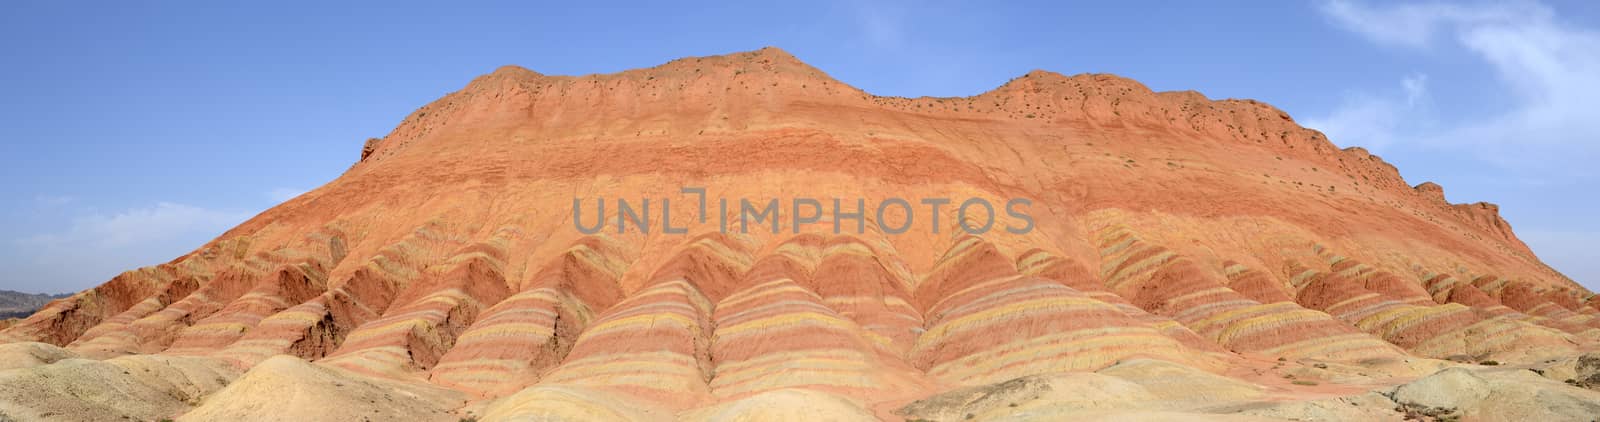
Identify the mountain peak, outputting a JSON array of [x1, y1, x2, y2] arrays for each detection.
[[359, 49, 1511, 231]]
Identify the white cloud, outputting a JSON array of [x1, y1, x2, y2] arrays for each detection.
[[1445, 18, 1600, 168], [1401, 73, 1428, 106], [10, 202, 251, 292], [22, 202, 248, 250], [1309, 0, 1600, 177], [267, 187, 307, 202], [1302, 73, 1429, 151], [1316, 0, 1548, 48]]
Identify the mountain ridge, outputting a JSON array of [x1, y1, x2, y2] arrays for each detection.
[[345, 46, 1550, 282], [1, 47, 1594, 421], [357, 47, 1524, 253]]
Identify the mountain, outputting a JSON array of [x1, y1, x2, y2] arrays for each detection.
[[2, 47, 1597, 421], [0, 290, 68, 320]]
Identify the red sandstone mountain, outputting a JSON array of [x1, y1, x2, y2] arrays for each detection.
[[3, 48, 1598, 421]]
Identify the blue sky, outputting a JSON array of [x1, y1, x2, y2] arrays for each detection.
[[1, 1, 1596, 293]]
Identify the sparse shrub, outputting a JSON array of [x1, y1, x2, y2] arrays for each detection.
[[1291, 380, 1319, 386]]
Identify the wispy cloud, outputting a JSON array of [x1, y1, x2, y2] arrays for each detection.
[[21, 202, 249, 249], [11, 202, 251, 292], [1302, 73, 1429, 152], [267, 187, 307, 203], [1401, 73, 1428, 106], [1310, 0, 1600, 287], [1316, 1, 1545, 48], [1310, 0, 1600, 177]]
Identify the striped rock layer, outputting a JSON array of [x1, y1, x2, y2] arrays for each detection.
[[4, 48, 1595, 413]]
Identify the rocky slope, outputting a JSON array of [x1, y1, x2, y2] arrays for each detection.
[[2, 47, 1597, 421]]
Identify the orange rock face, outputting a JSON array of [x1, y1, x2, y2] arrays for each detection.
[[4, 47, 1595, 414]]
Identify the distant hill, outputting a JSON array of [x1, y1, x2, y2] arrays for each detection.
[[0, 290, 69, 319]]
